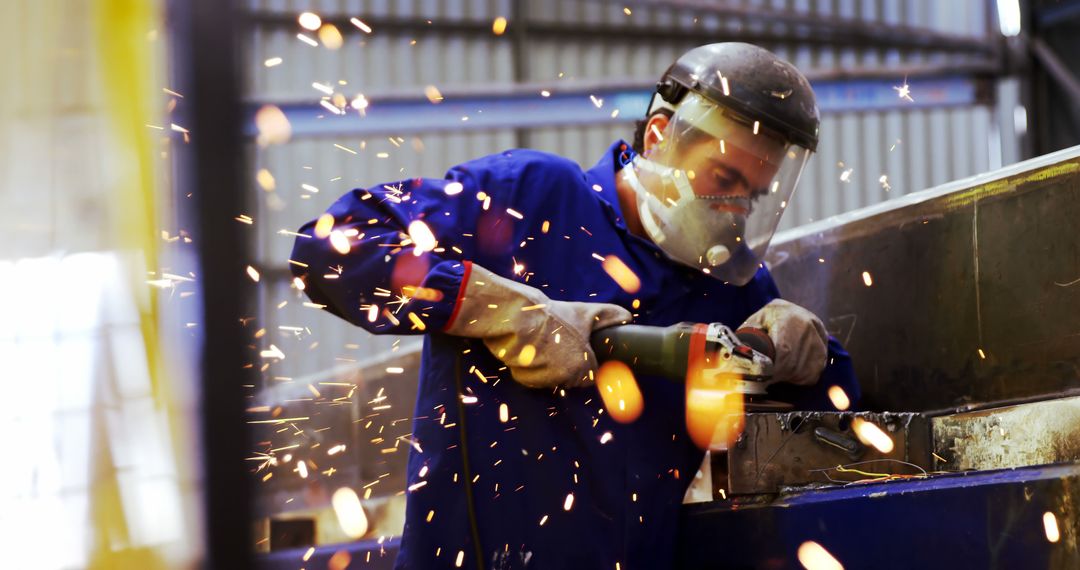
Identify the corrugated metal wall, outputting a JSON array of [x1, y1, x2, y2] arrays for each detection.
[[246, 0, 1016, 380]]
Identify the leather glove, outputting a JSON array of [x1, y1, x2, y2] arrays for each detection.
[[444, 263, 631, 388], [739, 298, 827, 386]]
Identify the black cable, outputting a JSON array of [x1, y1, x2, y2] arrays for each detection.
[[454, 351, 486, 570]]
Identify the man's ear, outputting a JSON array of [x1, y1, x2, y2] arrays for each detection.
[[643, 113, 670, 154]]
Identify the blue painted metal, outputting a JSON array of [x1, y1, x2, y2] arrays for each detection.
[[1037, 0, 1080, 28], [257, 536, 400, 570], [677, 463, 1080, 569], [246, 76, 981, 138]]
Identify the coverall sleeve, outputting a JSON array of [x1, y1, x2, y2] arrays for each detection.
[[290, 167, 487, 335]]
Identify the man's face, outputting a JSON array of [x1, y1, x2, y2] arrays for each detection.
[[649, 122, 786, 217]]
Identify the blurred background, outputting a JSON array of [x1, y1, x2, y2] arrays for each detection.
[[2, 0, 1078, 567]]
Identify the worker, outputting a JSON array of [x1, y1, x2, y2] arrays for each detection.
[[291, 42, 859, 570]]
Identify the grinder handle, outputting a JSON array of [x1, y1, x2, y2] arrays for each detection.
[[590, 323, 696, 381], [590, 323, 775, 383]]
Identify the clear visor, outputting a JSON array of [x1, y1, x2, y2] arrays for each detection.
[[624, 92, 812, 285]]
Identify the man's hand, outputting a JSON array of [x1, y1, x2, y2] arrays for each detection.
[[444, 263, 631, 388], [739, 299, 827, 386]]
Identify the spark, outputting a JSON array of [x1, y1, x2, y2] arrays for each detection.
[[455, 551, 465, 567], [350, 17, 373, 33], [862, 271, 873, 287], [320, 99, 345, 115], [717, 71, 730, 96], [602, 255, 641, 293], [314, 213, 335, 238], [334, 143, 358, 155], [312, 81, 334, 95], [296, 33, 319, 47], [1044, 511, 1061, 543], [303, 547, 315, 561], [246, 265, 260, 282], [879, 174, 891, 191], [386, 367, 404, 374], [328, 444, 347, 455], [408, 312, 427, 331], [264, 57, 283, 67], [298, 12, 322, 30], [170, 123, 189, 133], [297, 461, 309, 478], [539, 515, 549, 526], [444, 181, 464, 195], [827, 386, 850, 410], [852, 418, 894, 453], [329, 230, 351, 254], [162, 87, 184, 98], [839, 168, 853, 183], [506, 208, 524, 220], [260, 344, 285, 359], [542, 221, 550, 233], [541, 90, 551, 97], [499, 403, 509, 423], [332, 487, 369, 538], [978, 348, 986, 359], [351, 94, 369, 111], [254, 104, 291, 145], [376, 152, 389, 158], [301, 183, 320, 193], [590, 95, 604, 108], [319, 24, 344, 50], [753, 120, 760, 134], [425, 85, 444, 103], [563, 493, 574, 511], [408, 220, 437, 255], [492, 16, 508, 35], [518, 345, 536, 366], [256, 169, 276, 191], [893, 81, 913, 102], [649, 124, 664, 141], [623, 7, 632, 15], [600, 432, 613, 444], [797, 541, 843, 570]]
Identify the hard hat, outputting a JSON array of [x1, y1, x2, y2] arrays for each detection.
[[623, 43, 818, 285]]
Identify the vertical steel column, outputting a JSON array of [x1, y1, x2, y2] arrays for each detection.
[[511, 0, 532, 149], [167, 0, 253, 567]]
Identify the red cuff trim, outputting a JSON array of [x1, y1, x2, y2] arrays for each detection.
[[442, 260, 473, 332]]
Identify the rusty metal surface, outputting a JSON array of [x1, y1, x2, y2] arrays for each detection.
[[933, 395, 1080, 471], [726, 411, 932, 495], [767, 145, 1080, 412]]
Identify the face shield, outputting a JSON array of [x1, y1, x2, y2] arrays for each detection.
[[622, 92, 812, 285]]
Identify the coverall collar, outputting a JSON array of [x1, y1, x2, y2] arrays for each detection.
[[584, 140, 637, 231]]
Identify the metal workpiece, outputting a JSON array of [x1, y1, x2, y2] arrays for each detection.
[[767, 144, 1080, 412], [679, 463, 1080, 569], [725, 411, 932, 496], [932, 396, 1080, 472]]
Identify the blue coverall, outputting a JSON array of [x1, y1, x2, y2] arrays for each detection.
[[292, 140, 860, 569]]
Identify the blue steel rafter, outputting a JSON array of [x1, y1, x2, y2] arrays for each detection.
[[246, 75, 990, 139]]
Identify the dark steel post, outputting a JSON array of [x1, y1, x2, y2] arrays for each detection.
[[166, 0, 253, 567]]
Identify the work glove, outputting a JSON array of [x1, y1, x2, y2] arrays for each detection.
[[444, 263, 632, 389], [739, 298, 827, 386]]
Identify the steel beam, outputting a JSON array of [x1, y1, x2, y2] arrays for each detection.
[[246, 11, 994, 56], [246, 74, 991, 138]]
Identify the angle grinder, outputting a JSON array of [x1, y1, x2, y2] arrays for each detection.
[[591, 322, 792, 449]]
